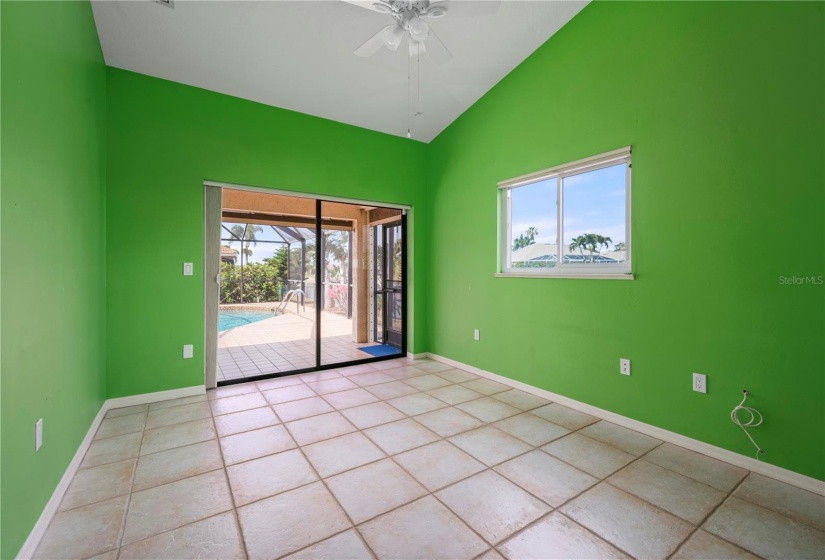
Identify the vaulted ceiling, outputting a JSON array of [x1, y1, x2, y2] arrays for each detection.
[[91, 1, 587, 142]]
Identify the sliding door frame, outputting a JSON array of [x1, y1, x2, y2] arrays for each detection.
[[204, 181, 411, 387]]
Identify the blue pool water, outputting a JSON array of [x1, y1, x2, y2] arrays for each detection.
[[219, 309, 281, 332]]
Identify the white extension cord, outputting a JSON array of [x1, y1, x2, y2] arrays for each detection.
[[731, 390, 765, 460]]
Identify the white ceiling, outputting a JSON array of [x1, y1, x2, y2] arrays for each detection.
[[91, 0, 587, 142]]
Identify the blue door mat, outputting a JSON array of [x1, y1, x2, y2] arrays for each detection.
[[358, 344, 402, 357]]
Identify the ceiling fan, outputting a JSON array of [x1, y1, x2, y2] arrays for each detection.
[[346, 0, 500, 64]]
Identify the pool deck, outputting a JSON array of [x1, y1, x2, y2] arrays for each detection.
[[217, 308, 392, 381]]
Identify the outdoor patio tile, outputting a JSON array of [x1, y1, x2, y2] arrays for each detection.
[[237, 482, 351, 560], [273, 396, 334, 422], [411, 361, 455, 374], [644, 443, 748, 492], [145, 401, 211, 429], [133, 439, 223, 492], [81, 432, 142, 469], [494, 413, 570, 446], [59, 458, 136, 511], [340, 401, 406, 429], [95, 412, 146, 440], [285, 411, 357, 446], [303, 432, 385, 478], [704, 496, 825, 559], [364, 418, 440, 455], [542, 433, 635, 479], [207, 383, 259, 400], [227, 449, 318, 506], [122, 470, 233, 545], [119, 512, 244, 560], [387, 393, 448, 416], [361, 496, 488, 560], [395, 441, 486, 491], [415, 407, 484, 437], [561, 483, 694, 560], [255, 376, 304, 391], [321, 387, 379, 410], [210, 392, 269, 416], [147, 394, 207, 411], [734, 472, 825, 531], [366, 380, 418, 400], [220, 424, 296, 465], [141, 419, 216, 455], [670, 530, 760, 560], [579, 421, 662, 456], [608, 460, 726, 524], [348, 371, 396, 387], [403, 374, 453, 391], [105, 404, 149, 418], [437, 369, 480, 383], [306, 378, 359, 394], [426, 384, 484, 405], [213, 406, 280, 437], [530, 404, 598, 431], [495, 450, 597, 507], [499, 512, 631, 560], [436, 470, 550, 545], [262, 384, 317, 404], [33, 496, 128, 560], [457, 397, 521, 423], [326, 459, 427, 523], [460, 378, 511, 396], [492, 389, 550, 411], [283, 530, 372, 560], [449, 426, 532, 466]]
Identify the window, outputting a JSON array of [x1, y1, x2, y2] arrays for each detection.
[[499, 147, 632, 278]]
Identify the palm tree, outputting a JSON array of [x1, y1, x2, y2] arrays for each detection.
[[229, 224, 264, 266], [568, 234, 589, 262], [614, 242, 626, 252], [513, 227, 539, 251], [594, 235, 612, 257]]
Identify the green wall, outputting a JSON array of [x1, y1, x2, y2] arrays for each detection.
[[0, 1, 107, 557], [106, 69, 428, 398], [427, 1, 824, 480]]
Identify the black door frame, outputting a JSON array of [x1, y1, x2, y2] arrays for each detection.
[[218, 199, 407, 387]]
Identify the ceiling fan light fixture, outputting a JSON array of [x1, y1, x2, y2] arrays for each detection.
[[408, 15, 429, 41], [383, 23, 405, 51]]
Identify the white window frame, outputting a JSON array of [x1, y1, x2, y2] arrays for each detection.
[[497, 147, 633, 280]]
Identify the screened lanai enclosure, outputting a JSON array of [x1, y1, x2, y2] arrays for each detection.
[[207, 188, 407, 385]]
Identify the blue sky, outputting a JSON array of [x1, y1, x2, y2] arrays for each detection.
[[511, 163, 626, 250]]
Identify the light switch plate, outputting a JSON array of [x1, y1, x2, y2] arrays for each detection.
[[183, 262, 194, 276], [183, 344, 194, 359], [35, 419, 43, 452]]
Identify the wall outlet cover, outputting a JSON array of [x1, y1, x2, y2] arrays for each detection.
[[35, 419, 43, 452], [620, 358, 631, 376], [693, 372, 707, 393], [473, 329, 480, 341]]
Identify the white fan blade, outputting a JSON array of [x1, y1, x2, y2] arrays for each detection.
[[429, 0, 500, 18], [341, 0, 393, 14], [355, 25, 393, 57], [423, 26, 452, 64]]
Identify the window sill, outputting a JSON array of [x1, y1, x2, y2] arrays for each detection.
[[495, 272, 635, 280]]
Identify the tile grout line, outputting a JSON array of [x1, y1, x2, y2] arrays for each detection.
[[113, 410, 149, 559]]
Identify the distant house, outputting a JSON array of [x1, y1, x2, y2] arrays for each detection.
[[221, 245, 239, 264], [511, 243, 625, 267]]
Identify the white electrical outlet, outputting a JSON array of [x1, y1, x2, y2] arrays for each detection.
[[620, 358, 631, 376], [473, 329, 480, 341], [183, 344, 194, 359], [35, 418, 43, 452], [693, 372, 707, 393], [183, 262, 193, 276]]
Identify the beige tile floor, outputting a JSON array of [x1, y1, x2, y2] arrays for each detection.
[[35, 358, 825, 560]]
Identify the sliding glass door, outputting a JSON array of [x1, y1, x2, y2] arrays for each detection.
[[209, 187, 407, 386]]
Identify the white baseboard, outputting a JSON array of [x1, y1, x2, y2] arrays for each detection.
[[406, 352, 428, 360], [16, 384, 206, 559], [427, 353, 825, 497], [16, 404, 108, 560], [105, 385, 205, 410]]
